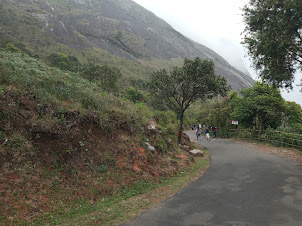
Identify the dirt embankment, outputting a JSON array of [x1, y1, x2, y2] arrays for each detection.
[[0, 92, 195, 223]]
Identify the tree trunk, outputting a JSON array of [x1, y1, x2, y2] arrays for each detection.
[[178, 111, 184, 144]]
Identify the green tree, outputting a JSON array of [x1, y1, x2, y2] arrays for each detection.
[[207, 97, 232, 131], [5, 43, 21, 53], [283, 101, 302, 133], [149, 57, 229, 143], [242, 0, 302, 89], [80, 63, 121, 92], [230, 82, 286, 130]]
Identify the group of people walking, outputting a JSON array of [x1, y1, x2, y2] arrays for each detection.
[[192, 124, 217, 142]]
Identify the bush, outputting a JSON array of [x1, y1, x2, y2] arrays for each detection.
[[80, 63, 121, 92], [124, 86, 144, 103], [5, 43, 21, 53], [47, 52, 80, 72]]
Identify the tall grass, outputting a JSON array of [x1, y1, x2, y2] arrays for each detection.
[[0, 50, 121, 113], [0, 49, 179, 132]]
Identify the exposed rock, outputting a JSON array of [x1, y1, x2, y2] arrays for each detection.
[[35, 104, 48, 116], [136, 147, 146, 157], [189, 149, 204, 157], [170, 159, 178, 165], [18, 109, 31, 119], [147, 124, 156, 131], [144, 142, 155, 153], [146, 123, 162, 134], [63, 121, 78, 130], [133, 161, 141, 173], [180, 133, 194, 149], [184, 152, 195, 162], [179, 145, 190, 152], [30, 123, 58, 137]]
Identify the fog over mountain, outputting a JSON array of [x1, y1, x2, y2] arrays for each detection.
[[133, 0, 302, 106], [1, 0, 255, 91]]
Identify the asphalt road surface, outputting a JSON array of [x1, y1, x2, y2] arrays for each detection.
[[123, 131, 302, 226]]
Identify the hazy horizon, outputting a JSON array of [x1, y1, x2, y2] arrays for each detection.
[[133, 0, 302, 106]]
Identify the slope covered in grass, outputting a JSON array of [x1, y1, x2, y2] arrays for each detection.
[[0, 49, 198, 224]]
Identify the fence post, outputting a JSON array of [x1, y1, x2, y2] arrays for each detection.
[[281, 132, 283, 147]]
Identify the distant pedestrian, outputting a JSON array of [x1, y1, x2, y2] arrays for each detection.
[[205, 128, 210, 141], [196, 127, 202, 141], [211, 126, 217, 140]]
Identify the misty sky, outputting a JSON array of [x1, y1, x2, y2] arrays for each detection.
[[132, 0, 302, 106]]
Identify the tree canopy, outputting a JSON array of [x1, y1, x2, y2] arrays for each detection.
[[242, 0, 302, 89], [80, 63, 122, 92], [149, 57, 229, 143], [230, 82, 286, 130]]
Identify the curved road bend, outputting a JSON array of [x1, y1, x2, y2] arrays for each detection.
[[123, 130, 302, 226]]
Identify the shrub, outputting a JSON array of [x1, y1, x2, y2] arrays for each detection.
[[80, 63, 121, 92], [124, 86, 144, 103], [5, 43, 21, 53], [47, 52, 80, 72]]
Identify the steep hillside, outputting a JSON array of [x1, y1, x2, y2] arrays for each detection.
[[0, 49, 201, 224], [0, 0, 254, 91]]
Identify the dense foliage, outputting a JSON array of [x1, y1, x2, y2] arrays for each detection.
[[149, 57, 229, 143], [47, 52, 80, 73], [242, 0, 302, 89], [230, 83, 286, 130], [186, 82, 302, 134], [80, 63, 122, 93]]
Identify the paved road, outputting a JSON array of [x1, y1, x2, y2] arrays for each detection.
[[123, 131, 302, 226]]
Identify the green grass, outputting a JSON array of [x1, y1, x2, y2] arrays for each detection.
[[0, 49, 120, 113], [31, 154, 210, 225]]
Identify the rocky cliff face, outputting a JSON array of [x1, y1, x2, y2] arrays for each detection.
[[1, 0, 254, 91]]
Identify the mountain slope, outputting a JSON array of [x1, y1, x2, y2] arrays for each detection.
[[0, 0, 254, 91]]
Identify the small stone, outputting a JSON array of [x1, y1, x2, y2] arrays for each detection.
[[181, 145, 190, 151], [18, 109, 31, 119], [147, 124, 156, 130], [144, 142, 155, 152], [189, 149, 204, 157]]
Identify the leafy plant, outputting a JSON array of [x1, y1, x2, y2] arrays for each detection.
[[47, 52, 80, 72], [242, 0, 302, 89], [230, 82, 286, 130], [149, 57, 229, 143], [124, 86, 145, 103], [5, 43, 21, 53], [0, 85, 4, 95], [98, 164, 108, 173]]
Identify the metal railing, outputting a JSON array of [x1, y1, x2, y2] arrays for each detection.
[[222, 129, 302, 150]]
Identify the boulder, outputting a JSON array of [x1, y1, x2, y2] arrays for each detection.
[[189, 149, 204, 157]]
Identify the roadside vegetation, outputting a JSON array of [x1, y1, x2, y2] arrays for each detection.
[[0, 46, 211, 224], [184, 0, 302, 149]]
